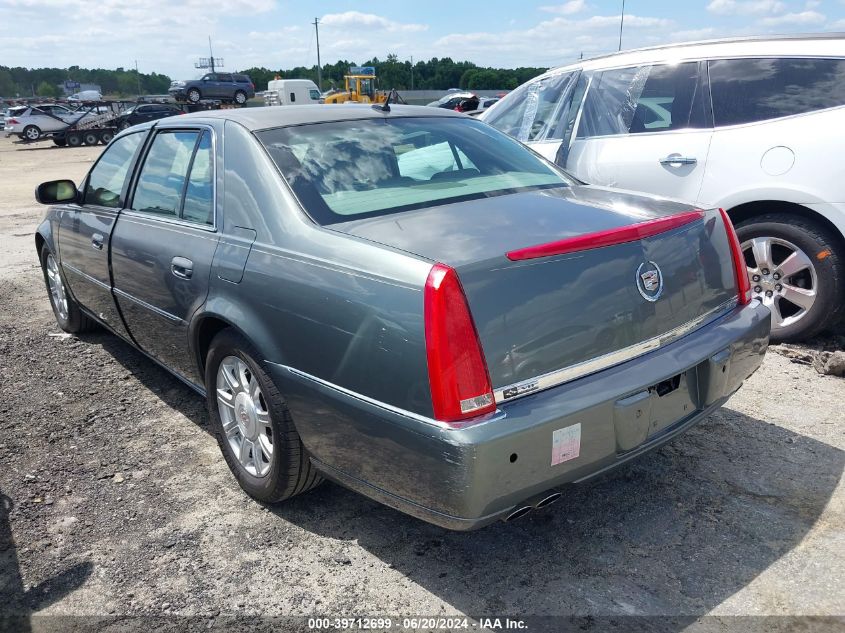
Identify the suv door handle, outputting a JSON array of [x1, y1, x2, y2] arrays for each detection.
[[91, 233, 104, 250], [660, 154, 698, 166], [171, 256, 193, 279]]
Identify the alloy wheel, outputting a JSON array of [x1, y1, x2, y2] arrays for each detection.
[[216, 356, 274, 477], [741, 236, 818, 331], [45, 254, 69, 321]]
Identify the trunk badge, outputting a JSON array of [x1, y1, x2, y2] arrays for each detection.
[[636, 262, 664, 302]]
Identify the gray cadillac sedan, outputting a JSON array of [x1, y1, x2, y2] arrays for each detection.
[[34, 105, 770, 530]]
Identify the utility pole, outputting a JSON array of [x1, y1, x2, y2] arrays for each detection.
[[313, 18, 322, 92], [134, 60, 142, 96], [618, 0, 625, 52], [209, 36, 216, 73]]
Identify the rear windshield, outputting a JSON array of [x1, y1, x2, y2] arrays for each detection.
[[257, 116, 571, 224]]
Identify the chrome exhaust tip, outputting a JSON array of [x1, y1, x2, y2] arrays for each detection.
[[504, 506, 533, 522], [535, 492, 562, 509]]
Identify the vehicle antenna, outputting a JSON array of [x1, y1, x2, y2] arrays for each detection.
[[374, 88, 394, 113]]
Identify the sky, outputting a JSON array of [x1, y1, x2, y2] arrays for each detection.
[[1, 0, 844, 78]]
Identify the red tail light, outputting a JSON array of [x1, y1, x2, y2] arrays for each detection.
[[424, 263, 496, 424], [719, 208, 752, 305], [507, 211, 705, 261], [7, 118, 18, 125]]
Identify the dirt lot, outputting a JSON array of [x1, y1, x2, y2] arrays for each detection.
[[0, 135, 843, 631]]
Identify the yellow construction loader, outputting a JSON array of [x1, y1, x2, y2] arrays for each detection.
[[323, 67, 392, 104]]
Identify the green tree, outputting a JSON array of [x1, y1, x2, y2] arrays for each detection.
[[35, 81, 59, 98]]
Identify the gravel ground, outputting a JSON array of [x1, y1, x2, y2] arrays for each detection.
[[0, 136, 843, 631]]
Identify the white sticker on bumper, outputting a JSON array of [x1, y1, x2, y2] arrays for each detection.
[[551, 423, 581, 466]]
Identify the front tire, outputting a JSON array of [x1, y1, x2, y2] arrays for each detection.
[[736, 213, 844, 342], [40, 246, 97, 334], [187, 88, 201, 104], [206, 329, 322, 503]]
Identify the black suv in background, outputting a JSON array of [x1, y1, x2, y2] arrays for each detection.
[[169, 73, 256, 105], [115, 103, 183, 130]]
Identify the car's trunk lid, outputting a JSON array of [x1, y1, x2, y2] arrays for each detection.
[[331, 185, 738, 390]]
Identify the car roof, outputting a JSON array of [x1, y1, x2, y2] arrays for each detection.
[[543, 32, 845, 76], [174, 104, 465, 131]]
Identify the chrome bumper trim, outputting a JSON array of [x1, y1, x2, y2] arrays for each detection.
[[494, 298, 741, 404]]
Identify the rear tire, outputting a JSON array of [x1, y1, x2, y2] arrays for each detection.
[[82, 131, 99, 146], [39, 245, 97, 334], [66, 132, 82, 147], [22, 125, 41, 141], [98, 130, 114, 144], [206, 329, 322, 503], [52, 137, 67, 147], [234, 90, 247, 106], [735, 213, 844, 342]]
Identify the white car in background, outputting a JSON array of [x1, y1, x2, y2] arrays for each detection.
[[4, 104, 95, 141], [482, 34, 845, 341]]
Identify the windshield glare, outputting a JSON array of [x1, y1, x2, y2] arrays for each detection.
[[258, 117, 571, 225]]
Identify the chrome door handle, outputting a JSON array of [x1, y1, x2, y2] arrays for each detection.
[[91, 233, 104, 250], [660, 155, 697, 166], [171, 256, 193, 279]]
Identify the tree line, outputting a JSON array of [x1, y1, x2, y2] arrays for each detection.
[[0, 66, 171, 99], [243, 55, 547, 92], [0, 56, 547, 100]]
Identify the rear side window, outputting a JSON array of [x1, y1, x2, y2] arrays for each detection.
[[132, 131, 199, 218], [84, 132, 144, 207], [181, 131, 214, 225], [708, 57, 845, 127], [577, 62, 706, 138]]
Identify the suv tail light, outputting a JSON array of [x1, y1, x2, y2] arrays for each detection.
[[424, 263, 496, 425], [719, 208, 751, 305], [7, 118, 18, 125]]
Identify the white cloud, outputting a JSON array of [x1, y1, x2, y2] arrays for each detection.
[[760, 10, 826, 25], [434, 13, 674, 67], [539, 0, 588, 15], [320, 11, 428, 33], [706, 0, 786, 15]]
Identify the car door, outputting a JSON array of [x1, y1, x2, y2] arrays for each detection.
[[110, 126, 219, 384], [56, 131, 146, 338], [564, 61, 712, 204]]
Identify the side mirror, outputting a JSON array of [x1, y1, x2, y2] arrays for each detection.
[[36, 179, 78, 205]]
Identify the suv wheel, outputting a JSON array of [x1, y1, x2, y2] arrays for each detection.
[[187, 88, 201, 103], [206, 329, 322, 503], [22, 125, 41, 141], [736, 213, 844, 342], [234, 90, 247, 106]]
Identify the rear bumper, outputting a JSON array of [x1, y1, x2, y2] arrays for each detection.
[[271, 300, 770, 530]]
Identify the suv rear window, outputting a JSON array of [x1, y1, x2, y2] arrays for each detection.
[[709, 57, 845, 127], [258, 117, 571, 225]]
